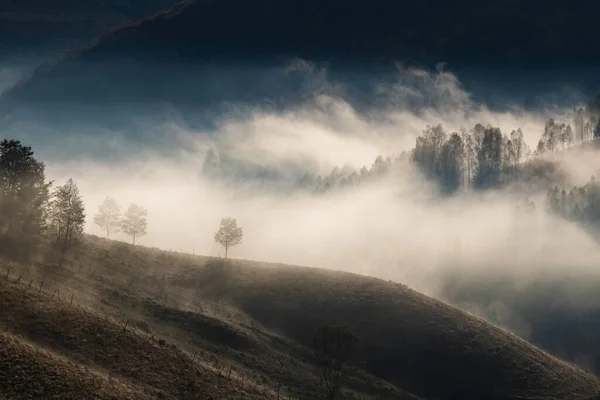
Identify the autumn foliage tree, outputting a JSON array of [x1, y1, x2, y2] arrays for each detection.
[[47, 179, 86, 266], [121, 203, 148, 245], [214, 217, 243, 259]]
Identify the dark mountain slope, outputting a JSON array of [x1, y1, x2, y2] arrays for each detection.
[[0, 0, 181, 57], [169, 259, 600, 400], [40, 0, 600, 68], [443, 267, 600, 376], [4, 0, 600, 108], [3, 236, 600, 399], [0, 242, 418, 400]]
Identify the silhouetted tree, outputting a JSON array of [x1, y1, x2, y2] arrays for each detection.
[[47, 179, 85, 266], [94, 196, 121, 238], [572, 108, 587, 143], [312, 325, 359, 400], [214, 217, 243, 259], [0, 139, 51, 256], [594, 120, 600, 141], [121, 203, 148, 245], [474, 127, 503, 189], [502, 130, 530, 183], [462, 130, 478, 188], [440, 133, 464, 193], [537, 119, 573, 153], [413, 124, 447, 180], [547, 175, 600, 232]]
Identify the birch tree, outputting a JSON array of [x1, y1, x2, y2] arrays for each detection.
[[48, 179, 85, 266]]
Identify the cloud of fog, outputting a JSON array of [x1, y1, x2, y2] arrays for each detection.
[[34, 64, 600, 304]]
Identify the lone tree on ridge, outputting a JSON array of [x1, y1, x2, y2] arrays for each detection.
[[214, 217, 243, 259]]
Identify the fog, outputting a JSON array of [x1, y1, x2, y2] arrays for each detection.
[[5, 60, 600, 370], [28, 65, 597, 297]]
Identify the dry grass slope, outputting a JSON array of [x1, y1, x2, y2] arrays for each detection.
[[0, 332, 148, 399], [1, 235, 600, 400], [172, 260, 600, 400], [0, 278, 268, 400]]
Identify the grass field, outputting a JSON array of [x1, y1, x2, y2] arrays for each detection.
[[1, 235, 600, 399]]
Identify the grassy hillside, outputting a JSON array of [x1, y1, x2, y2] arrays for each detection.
[[0, 279, 262, 399], [1, 235, 600, 399]]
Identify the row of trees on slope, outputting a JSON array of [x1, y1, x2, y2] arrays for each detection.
[[94, 197, 148, 244], [405, 100, 600, 194], [201, 96, 600, 195], [547, 175, 600, 230], [201, 115, 592, 196], [0, 139, 84, 264], [0, 138, 245, 263], [310, 103, 600, 195], [414, 124, 530, 192], [94, 198, 243, 257]]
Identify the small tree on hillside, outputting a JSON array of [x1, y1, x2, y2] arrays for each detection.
[[312, 325, 359, 400], [47, 179, 86, 266], [94, 196, 121, 238], [214, 217, 242, 259], [121, 203, 148, 245]]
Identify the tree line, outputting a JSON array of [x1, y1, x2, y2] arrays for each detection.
[[0, 139, 150, 264], [0, 139, 84, 264], [201, 94, 600, 195], [547, 175, 600, 232], [321, 98, 598, 194], [94, 197, 148, 244], [0, 139, 245, 263]]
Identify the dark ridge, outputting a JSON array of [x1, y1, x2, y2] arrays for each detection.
[[32, 0, 600, 68], [0, 0, 182, 57]]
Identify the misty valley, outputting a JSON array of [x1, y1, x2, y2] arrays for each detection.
[[4, 1, 600, 400]]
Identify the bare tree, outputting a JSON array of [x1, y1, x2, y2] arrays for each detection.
[[94, 196, 121, 238], [121, 203, 148, 245], [312, 325, 359, 400], [214, 217, 242, 259], [47, 179, 86, 266]]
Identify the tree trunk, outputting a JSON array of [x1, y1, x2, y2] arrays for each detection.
[[59, 223, 71, 267], [132, 234, 136, 245], [225, 246, 228, 259], [58, 246, 66, 267]]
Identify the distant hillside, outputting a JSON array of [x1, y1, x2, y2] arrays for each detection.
[[443, 265, 600, 377], [1, 235, 599, 399], [30, 0, 600, 67], [0, 0, 180, 57], [3, 0, 600, 118]]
